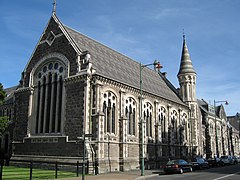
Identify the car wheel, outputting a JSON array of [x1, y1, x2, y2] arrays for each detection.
[[189, 167, 193, 172], [179, 168, 183, 174]]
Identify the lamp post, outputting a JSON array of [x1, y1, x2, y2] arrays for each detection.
[[214, 100, 228, 158], [140, 60, 162, 176]]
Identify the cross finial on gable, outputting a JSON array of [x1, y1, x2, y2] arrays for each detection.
[[52, 0, 57, 14]]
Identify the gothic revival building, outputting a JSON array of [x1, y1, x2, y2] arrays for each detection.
[[11, 13, 192, 172], [0, 11, 238, 173], [227, 114, 240, 156], [198, 99, 231, 158]]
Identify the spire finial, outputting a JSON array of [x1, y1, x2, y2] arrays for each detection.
[[52, 0, 57, 14], [183, 28, 185, 40]]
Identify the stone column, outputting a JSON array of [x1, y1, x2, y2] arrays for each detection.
[[49, 77, 55, 133], [39, 79, 45, 133], [119, 115, 128, 171], [55, 77, 61, 132], [43, 77, 49, 133], [27, 88, 34, 137]]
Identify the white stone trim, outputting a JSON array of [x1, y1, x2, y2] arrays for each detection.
[[29, 52, 70, 87]]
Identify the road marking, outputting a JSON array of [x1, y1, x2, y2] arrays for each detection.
[[213, 171, 240, 180]]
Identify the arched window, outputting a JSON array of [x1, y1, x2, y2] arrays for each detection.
[[33, 60, 66, 134], [171, 110, 178, 140], [103, 91, 116, 134], [217, 125, 221, 136], [210, 123, 214, 134], [143, 102, 153, 137], [125, 97, 136, 135], [181, 113, 187, 143], [158, 106, 166, 139]]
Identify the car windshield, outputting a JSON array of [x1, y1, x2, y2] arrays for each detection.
[[167, 160, 178, 165]]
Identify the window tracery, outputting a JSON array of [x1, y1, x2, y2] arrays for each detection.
[[158, 106, 166, 139], [171, 110, 178, 140], [33, 60, 66, 134], [143, 102, 153, 137], [125, 97, 136, 136], [103, 91, 116, 134]]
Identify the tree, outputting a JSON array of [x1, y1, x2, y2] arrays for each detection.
[[0, 83, 6, 105], [0, 116, 9, 136], [0, 83, 8, 135]]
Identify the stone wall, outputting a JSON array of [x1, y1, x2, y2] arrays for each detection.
[[13, 89, 31, 142], [65, 79, 85, 140], [13, 136, 82, 157]]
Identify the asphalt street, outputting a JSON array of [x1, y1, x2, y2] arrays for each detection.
[[147, 164, 240, 180]]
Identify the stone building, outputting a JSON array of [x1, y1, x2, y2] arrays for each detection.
[[0, 86, 17, 160], [0, 11, 238, 173], [7, 13, 193, 172], [198, 99, 230, 158], [227, 113, 240, 156]]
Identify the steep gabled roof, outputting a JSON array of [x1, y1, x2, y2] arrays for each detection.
[[49, 15, 186, 106], [228, 114, 240, 131], [4, 86, 18, 104]]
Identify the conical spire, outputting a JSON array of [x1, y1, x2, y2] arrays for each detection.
[[177, 34, 196, 76]]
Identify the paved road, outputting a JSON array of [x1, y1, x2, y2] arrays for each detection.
[[147, 164, 240, 180], [62, 164, 240, 180]]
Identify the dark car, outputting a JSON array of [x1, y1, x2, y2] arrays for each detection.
[[207, 157, 224, 167], [163, 159, 193, 174], [220, 155, 234, 165], [191, 157, 209, 170], [232, 156, 238, 164]]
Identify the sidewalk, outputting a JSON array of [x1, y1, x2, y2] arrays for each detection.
[[61, 170, 163, 180]]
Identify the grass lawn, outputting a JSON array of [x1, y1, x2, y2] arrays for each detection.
[[2, 166, 77, 179]]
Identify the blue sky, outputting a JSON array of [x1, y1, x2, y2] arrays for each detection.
[[0, 0, 239, 115]]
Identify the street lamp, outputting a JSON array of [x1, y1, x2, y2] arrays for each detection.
[[214, 100, 228, 158], [140, 60, 162, 176]]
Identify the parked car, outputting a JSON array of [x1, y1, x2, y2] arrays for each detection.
[[220, 155, 234, 165], [207, 157, 224, 167], [237, 156, 240, 163], [163, 159, 193, 174], [232, 156, 239, 164], [191, 157, 209, 170]]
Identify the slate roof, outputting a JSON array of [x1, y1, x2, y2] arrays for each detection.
[[227, 114, 240, 131], [197, 99, 209, 114], [64, 25, 186, 106], [4, 86, 18, 104]]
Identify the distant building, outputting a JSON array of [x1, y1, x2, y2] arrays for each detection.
[[227, 113, 240, 156], [0, 12, 239, 173], [0, 86, 17, 159], [198, 99, 233, 158]]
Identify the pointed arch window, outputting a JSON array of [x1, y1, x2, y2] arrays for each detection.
[[143, 102, 153, 138], [125, 97, 136, 136], [171, 110, 178, 140], [158, 106, 166, 139], [181, 113, 187, 143], [210, 123, 214, 134], [103, 91, 117, 134], [33, 61, 66, 134]]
